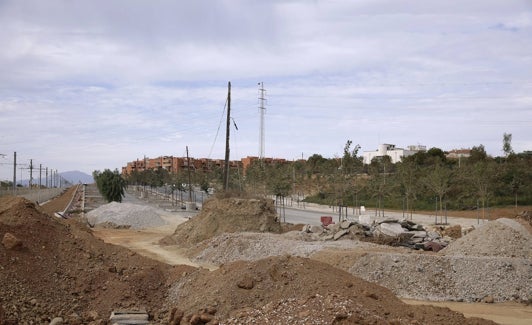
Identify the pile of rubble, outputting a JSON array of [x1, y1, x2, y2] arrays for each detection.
[[349, 218, 532, 303], [301, 217, 457, 252]]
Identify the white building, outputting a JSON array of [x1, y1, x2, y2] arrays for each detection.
[[363, 144, 426, 164]]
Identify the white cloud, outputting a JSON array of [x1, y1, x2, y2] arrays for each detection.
[[0, 0, 531, 181]]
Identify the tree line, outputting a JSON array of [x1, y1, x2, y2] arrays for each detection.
[[114, 135, 530, 213], [226, 138, 531, 215], [243, 140, 531, 217]]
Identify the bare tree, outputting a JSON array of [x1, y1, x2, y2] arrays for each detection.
[[396, 160, 419, 219], [423, 162, 452, 218], [468, 161, 498, 219]]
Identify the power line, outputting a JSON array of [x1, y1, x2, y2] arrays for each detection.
[[208, 97, 228, 159]]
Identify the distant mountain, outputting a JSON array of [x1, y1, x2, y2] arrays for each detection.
[[60, 170, 94, 184]]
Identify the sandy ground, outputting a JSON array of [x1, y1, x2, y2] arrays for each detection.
[[91, 212, 205, 267], [403, 299, 532, 325]]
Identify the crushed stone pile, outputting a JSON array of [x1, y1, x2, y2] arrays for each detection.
[[165, 255, 496, 324], [349, 252, 531, 303], [161, 197, 280, 247], [440, 218, 531, 258], [86, 201, 167, 229], [190, 231, 378, 266], [349, 218, 532, 303]]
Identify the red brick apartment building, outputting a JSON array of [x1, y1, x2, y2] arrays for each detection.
[[122, 156, 287, 176]]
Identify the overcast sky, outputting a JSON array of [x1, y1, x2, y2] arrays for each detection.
[[1, 0, 531, 181]]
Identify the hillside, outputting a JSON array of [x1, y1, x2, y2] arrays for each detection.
[[60, 170, 94, 184]]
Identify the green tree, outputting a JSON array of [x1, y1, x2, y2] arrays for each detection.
[[93, 169, 126, 203], [307, 154, 328, 175], [503, 132, 514, 158], [468, 145, 488, 163], [426, 147, 446, 163], [267, 163, 292, 197], [341, 140, 362, 175]]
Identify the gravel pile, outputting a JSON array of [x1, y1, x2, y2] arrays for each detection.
[[86, 201, 168, 229], [191, 231, 378, 265], [349, 253, 531, 302], [349, 218, 532, 302], [440, 218, 531, 258]]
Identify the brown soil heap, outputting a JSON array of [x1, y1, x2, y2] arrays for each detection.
[[167, 255, 496, 324], [0, 196, 182, 324], [162, 197, 281, 247]]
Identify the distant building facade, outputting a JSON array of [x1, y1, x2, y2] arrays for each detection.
[[122, 155, 287, 176], [363, 144, 426, 164], [241, 156, 287, 173], [446, 149, 471, 160]]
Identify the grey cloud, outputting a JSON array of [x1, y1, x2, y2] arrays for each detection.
[[0, 0, 530, 179]]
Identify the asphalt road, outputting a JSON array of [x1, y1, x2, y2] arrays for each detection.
[[125, 186, 488, 229], [277, 204, 352, 226], [278, 202, 488, 228]]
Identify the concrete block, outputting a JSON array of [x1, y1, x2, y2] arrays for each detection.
[[377, 223, 406, 237], [358, 215, 375, 225]]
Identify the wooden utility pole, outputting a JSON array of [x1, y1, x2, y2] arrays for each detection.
[[29, 159, 33, 188], [12, 151, 16, 194], [223, 81, 231, 191], [186, 146, 193, 202]]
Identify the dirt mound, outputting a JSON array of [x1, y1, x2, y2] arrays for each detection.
[[166, 255, 496, 324], [162, 197, 281, 247], [0, 196, 183, 323], [440, 218, 531, 258]]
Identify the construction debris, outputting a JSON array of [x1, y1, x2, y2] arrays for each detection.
[[302, 217, 453, 251], [109, 310, 149, 325]]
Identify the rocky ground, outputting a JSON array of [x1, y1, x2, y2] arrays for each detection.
[[1, 186, 530, 324]]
